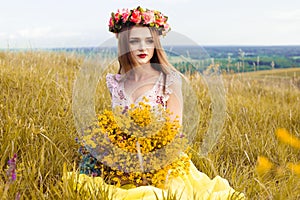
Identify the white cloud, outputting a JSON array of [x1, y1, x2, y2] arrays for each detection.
[[269, 9, 300, 21], [0, 32, 7, 38], [0, 26, 97, 48], [8, 34, 17, 40], [17, 26, 84, 39], [18, 27, 52, 38]]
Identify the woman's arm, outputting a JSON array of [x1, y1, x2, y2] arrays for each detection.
[[165, 72, 183, 124], [166, 92, 183, 124]]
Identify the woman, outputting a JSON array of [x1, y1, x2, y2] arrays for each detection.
[[70, 6, 244, 200]]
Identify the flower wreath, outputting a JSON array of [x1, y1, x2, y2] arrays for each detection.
[[108, 6, 171, 36]]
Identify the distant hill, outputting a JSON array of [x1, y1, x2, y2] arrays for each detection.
[[166, 45, 300, 72], [3, 45, 300, 72]]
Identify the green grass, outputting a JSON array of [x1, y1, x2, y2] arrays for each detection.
[[240, 67, 300, 77], [0, 51, 300, 199]]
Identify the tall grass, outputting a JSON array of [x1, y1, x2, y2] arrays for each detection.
[[0, 51, 299, 199]]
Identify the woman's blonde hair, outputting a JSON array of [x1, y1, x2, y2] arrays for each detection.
[[117, 26, 178, 75]]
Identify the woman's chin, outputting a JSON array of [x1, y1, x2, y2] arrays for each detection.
[[136, 60, 151, 66]]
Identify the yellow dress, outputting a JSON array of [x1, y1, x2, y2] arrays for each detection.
[[65, 157, 244, 200]]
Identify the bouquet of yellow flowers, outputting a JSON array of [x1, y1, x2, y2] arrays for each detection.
[[80, 99, 190, 188]]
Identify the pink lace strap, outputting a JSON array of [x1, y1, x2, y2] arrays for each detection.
[[106, 73, 123, 94], [164, 70, 182, 95]]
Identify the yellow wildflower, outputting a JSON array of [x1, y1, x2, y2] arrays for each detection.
[[256, 156, 273, 175], [276, 128, 300, 149], [287, 162, 300, 176]]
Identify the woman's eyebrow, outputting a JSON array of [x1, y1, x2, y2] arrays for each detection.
[[129, 37, 153, 39]]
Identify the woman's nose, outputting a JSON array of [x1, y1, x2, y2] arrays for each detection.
[[138, 41, 146, 50]]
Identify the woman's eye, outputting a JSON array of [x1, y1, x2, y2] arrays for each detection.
[[129, 40, 138, 44], [146, 40, 154, 44]]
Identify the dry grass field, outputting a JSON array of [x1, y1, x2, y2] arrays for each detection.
[[0, 51, 300, 199]]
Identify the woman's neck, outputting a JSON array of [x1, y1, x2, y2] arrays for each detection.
[[128, 64, 158, 81]]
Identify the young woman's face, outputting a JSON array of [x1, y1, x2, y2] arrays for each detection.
[[129, 26, 155, 66]]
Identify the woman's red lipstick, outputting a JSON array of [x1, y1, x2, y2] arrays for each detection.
[[138, 54, 147, 58]]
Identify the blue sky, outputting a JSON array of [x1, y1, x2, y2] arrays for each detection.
[[1, 0, 300, 48]]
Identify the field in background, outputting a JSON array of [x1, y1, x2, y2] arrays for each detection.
[[0, 51, 300, 199]]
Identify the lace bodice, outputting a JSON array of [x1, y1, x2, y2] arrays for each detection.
[[106, 70, 182, 109]]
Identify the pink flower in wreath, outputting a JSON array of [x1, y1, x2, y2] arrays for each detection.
[[119, 8, 130, 22], [114, 12, 120, 22], [130, 9, 142, 24], [109, 17, 114, 27], [164, 23, 170, 31], [142, 10, 155, 24], [155, 13, 166, 26]]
